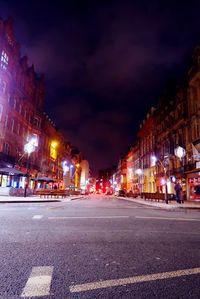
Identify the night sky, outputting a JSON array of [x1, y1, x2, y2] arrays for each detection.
[[1, 0, 200, 175]]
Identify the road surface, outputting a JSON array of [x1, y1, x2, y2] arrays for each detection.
[[0, 195, 199, 298]]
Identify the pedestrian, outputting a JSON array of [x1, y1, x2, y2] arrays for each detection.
[[174, 181, 183, 204]]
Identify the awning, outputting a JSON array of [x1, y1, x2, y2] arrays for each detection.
[[34, 176, 54, 182], [0, 167, 26, 176]]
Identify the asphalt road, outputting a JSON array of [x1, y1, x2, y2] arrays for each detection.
[[0, 195, 199, 299]]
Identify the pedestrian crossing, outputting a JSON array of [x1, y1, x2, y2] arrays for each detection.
[[1, 265, 199, 298], [21, 266, 53, 297]]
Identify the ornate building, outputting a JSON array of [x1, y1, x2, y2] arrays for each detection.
[[138, 107, 155, 193], [126, 143, 139, 193], [153, 84, 187, 195], [185, 46, 200, 200], [0, 17, 44, 187], [0, 18, 82, 191]]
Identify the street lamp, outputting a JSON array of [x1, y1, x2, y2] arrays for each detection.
[[24, 138, 37, 197], [151, 155, 168, 204], [174, 146, 186, 161]]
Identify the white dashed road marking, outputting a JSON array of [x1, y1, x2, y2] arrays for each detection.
[[135, 216, 200, 221], [21, 266, 53, 297], [69, 267, 200, 293], [32, 215, 43, 219], [48, 216, 129, 219]]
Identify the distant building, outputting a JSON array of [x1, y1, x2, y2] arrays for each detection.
[[119, 46, 200, 201], [80, 160, 89, 189]]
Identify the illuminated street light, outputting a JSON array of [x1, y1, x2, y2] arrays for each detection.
[[24, 138, 37, 197], [174, 146, 186, 160], [136, 168, 143, 176]]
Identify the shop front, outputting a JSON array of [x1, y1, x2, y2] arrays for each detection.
[[187, 172, 200, 201]]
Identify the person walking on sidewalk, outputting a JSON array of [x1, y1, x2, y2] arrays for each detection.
[[174, 181, 183, 204]]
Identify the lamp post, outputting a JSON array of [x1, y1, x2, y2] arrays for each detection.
[[174, 146, 186, 162], [174, 145, 186, 199], [151, 155, 168, 204], [24, 139, 36, 197]]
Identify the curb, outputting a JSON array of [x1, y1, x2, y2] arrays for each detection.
[[117, 196, 200, 210], [69, 196, 83, 200], [0, 199, 61, 204], [0, 196, 83, 204]]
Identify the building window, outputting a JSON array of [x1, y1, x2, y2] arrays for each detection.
[[191, 87, 198, 114], [0, 50, 9, 70], [17, 123, 20, 135], [19, 104, 22, 114], [33, 117, 41, 128], [3, 143, 10, 155], [0, 79, 6, 93], [4, 115, 8, 129], [11, 119, 14, 132], [23, 127, 26, 138], [7, 93, 11, 103], [194, 120, 200, 140], [0, 104, 3, 121], [13, 98, 17, 110]]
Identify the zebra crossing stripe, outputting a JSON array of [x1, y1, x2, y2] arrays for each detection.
[[21, 266, 53, 297], [32, 215, 43, 219], [69, 267, 200, 293]]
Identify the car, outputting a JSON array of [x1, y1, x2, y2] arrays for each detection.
[[117, 189, 126, 197]]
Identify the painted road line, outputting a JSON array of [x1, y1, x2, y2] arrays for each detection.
[[149, 230, 200, 235], [48, 216, 129, 219], [69, 267, 200, 293], [21, 266, 53, 297], [32, 215, 43, 219], [135, 216, 200, 221]]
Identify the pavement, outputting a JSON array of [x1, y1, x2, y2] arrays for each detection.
[[0, 193, 200, 209], [118, 196, 200, 209], [0, 195, 83, 203]]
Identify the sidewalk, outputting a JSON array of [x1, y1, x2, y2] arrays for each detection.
[[118, 196, 200, 209], [0, 195, 83, 203]]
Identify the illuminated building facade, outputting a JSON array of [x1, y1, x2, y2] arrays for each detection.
[[138, 108, 155, 193], [126, 144, 140, 192], [80, 160, 89, 190], [0, 17, 44, 187], [0, 18, 81, 190], [39, 113, 72, 187], [185, 46, 200, 200], [126, 143, 140, 193], [153, 86, 187, 195], [119, 46, 200, 200]]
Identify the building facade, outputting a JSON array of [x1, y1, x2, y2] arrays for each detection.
[[0, 18, 82, 191], [185, 46, 200, 200]]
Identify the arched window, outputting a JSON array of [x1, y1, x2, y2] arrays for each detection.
[[0, 50, 9, 70], [0, 104, 3, 121]]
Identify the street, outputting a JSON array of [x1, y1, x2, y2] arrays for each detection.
[[0, 195, 200, 299]]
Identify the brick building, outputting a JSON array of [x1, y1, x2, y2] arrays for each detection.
[[0, 17, 82, 191]]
